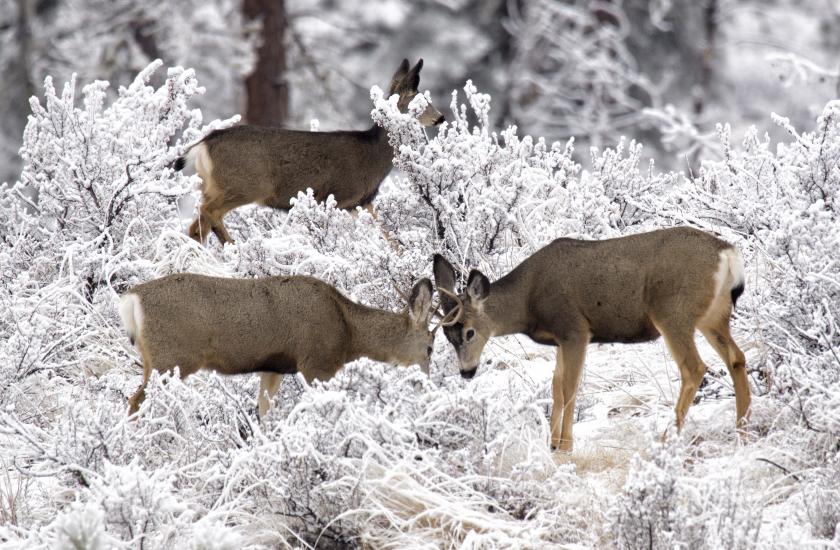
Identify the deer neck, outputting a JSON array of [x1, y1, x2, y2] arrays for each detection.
[[346, 302, 409, 364], [484, 272, 531, 338], [367, 123, 394, 157]]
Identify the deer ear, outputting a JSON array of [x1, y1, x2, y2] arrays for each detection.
[[466, 270, 490, 302], [389, 58, 411, 94], [408, 278, 433, 324], [433, 254, 457, 290], [433, 254, 458, 313], [405, 59, 423, 90]]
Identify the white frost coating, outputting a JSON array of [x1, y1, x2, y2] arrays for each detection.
[[118, 293, 144, 345]]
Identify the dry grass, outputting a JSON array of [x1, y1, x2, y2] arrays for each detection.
[[553, 443, 638, 496], [0, 459, 29, 528]]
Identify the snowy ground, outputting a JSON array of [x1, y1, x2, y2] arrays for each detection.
[[0, 247, 826, 549], [1, 61, 837, 548]]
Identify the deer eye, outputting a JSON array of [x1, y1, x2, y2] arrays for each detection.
[[465, 328, 476, 342]]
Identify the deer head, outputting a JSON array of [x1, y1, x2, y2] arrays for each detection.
[[388, 58, 444, 127], [432, 255, 492, 379]]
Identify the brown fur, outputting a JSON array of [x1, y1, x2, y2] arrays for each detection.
[[121, 274, 435, 416], [433, 227, 750, 451], [183, 59, 444, 245]]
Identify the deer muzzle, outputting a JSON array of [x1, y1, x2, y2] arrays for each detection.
[[460, 366, 478, 379]]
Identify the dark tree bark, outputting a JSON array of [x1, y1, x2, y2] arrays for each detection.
[[242, 0, 289, 126], [15, 0, 36, 105], [696, 0, 719, 115]]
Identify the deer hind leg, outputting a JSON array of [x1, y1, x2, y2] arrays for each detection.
[[699, 314, 750, 431], [653, 318, 708, 431], [188, 206, 215, 244], [551, 334, 589, 452], [189, 167, 250, 245], [257, 373, 284, 418], [207, 206, 235, 245], [204, 189, 262, 245], [189, 201, 237, 245], [128, 341, 155, 415], [128, 351, 200, 416], [128, 360, 152, 415]]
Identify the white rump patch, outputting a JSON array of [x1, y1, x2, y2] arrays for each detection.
[[725, 247, 745, 289], [118, 293, 144, 346], [711, 247, 745, 299], [190, 142, 213, 180]]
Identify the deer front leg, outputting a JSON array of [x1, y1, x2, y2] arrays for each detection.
[[550, 352, 565, 450], [257, 373, 284, 418], [551, 334, 589, 452]]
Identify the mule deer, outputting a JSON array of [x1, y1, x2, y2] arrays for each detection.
[[432, 227, 750, 451], [119, 274, 447, 417], [175, 58, 443, 245]]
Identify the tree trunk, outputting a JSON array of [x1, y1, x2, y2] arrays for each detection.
[[242, 0, 289, 126], [16, 0, 36, 104], [696, 0, 718, 115]]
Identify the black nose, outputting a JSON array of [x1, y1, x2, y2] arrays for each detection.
[[435, 114, 445, 125], [460, 367, 477, 379]]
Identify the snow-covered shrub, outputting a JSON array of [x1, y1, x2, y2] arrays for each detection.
[[10, 59, 235, 295], [506, 0, 655, 149], [610, 435, 762, 550], [226, 190, 425, 311], [2, 58, 838, 548], [665, 107, 839, 359], [370, 80, 670, 279], [0, 61, 237, 399], [655, 103, 840, 448], [804, 479, 840, 540], [47, 500, 113, 550], [610, 435, 683, 549]]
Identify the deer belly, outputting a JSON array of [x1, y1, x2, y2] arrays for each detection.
[[252, 352, 298, 374], [590, 317, 660, 344]]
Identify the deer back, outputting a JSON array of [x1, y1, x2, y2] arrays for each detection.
[[183, 58, 442, 216], [124, 274, 351, 377], [526, 227, 732, 343], [122, 274, 437, 381], [201, 125, 394, 211], [434, 227, 742, 369]]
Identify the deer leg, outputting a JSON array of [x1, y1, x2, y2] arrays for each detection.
[[700, 323, 750, 431], [361, 202, 377, 219], [551, 334, 589, 452], [188, 207, 215, 244], [656, 325, 707, 431], [191, 186, 246, 245], [204, 206, 235, 245], [128, 344, 154, 415], [354, 202, 399, 250], [257, 373, 284, 418], [128, 362, 151, 415], [128, 354, 199, 416], [550, 350, 565, 450]]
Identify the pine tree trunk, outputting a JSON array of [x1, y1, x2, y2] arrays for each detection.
[[696, 0, 718, 115], [15, 0, 36, 105], [243, 0, 289, 126]]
